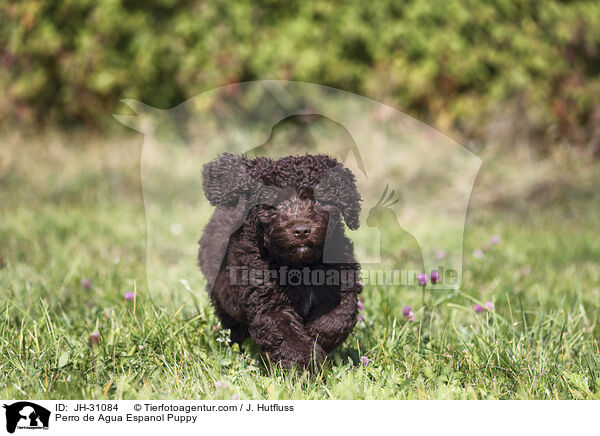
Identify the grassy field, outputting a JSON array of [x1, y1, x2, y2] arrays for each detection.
[[1, 130, 600, 400]]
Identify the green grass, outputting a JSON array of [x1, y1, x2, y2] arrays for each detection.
[[1, 131, 600, 399]]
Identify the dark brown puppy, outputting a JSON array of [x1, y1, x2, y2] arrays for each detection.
[[198, 153, 362, 369]]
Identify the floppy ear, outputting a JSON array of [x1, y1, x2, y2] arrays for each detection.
[[202, 153, 252, 207], [316, 164, 361, 230], [337, 166, 361, 230]]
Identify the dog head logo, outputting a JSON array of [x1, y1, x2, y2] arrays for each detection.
[[114, 80, 481, 306], [3, 402, 50, 434]]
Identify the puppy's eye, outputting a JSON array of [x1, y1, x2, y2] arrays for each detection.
[[312, 199, 319, 205]]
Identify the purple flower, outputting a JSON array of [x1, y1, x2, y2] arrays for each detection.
[[357, 299, 364, 311], [88, 331, 100, 348], [402, 306, 415, 322], [431, 270, 440, 284], [474, 304, 484, 313], [358, 314, 364, 322], [215, 381, 227, 389], [485, 301, 494, 311], [434, 249, 446, 260], [473, 249, 484, 259], [491, 235, 501, 245], [81, 278, 91, 289], [418, 273, 428, 286], [124, 292, 135, 300], [232, 394, 239, 400], [360, 356, 369, 366]]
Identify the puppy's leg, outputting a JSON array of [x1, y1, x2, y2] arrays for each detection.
[[219, 311, 249, 346], [211, 295, 248, 346], [249, 309, 325, 369], [305, 290, 358, 353]]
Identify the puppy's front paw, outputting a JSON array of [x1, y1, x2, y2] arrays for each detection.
[[277, 338, 326, 370]]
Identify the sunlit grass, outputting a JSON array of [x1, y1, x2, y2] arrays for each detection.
[[1, 131, 599, 399]]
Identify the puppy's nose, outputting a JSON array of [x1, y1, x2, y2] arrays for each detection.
[[292, 223, 311, 238]]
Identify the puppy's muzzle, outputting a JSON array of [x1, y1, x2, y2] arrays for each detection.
[[292, 223, 311, 240]]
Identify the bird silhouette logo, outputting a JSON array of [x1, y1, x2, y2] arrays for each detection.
[[367, 184, 424, 273]]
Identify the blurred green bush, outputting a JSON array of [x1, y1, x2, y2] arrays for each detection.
[[2, 0, 600, 150]]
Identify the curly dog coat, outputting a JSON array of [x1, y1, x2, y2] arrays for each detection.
[[199, 153, 363, 368]]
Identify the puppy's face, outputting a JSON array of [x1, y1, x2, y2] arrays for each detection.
[[258, 187, 335, 265]]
